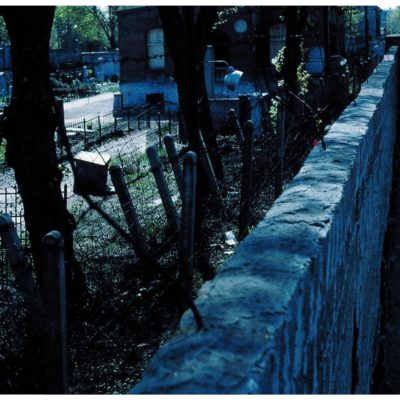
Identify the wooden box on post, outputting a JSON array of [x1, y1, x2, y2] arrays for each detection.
[[73, 151, 111, 196]]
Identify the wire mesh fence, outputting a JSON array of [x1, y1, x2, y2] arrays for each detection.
[[63, 109, 181, 270], [0, 67, 365, 392]]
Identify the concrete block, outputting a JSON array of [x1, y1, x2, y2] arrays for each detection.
[[73, 151, 111, 196]]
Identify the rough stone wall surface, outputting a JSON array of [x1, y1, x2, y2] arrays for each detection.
[[131, 49, 399, 394]]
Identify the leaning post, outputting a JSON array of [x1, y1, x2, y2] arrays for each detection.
[[163, 134, 184, 197], [109, 164, 148, 256], [227, 108, 245, 146], [146, 146, 179, 233], [198, 131, 223, 206], [41, 231, 67, 394], [180, 151, 197, 292]]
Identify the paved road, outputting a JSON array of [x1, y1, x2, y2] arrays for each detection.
[[63, 92, 115, 123]]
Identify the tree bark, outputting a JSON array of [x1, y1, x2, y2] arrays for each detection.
[[0, 6, 85, 305], [282, 6, 308, 95], [157, 6, 223, 183]]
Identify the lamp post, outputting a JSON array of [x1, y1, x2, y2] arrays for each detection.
[[204, 59, 243, 97]]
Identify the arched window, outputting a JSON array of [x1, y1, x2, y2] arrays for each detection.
[[147, 28, 165, 70]]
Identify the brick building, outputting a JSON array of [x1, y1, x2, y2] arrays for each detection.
[[117, 6, 382, 111]]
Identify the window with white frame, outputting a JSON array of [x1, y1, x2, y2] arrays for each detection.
[[147, 28, 165, 70], [269, 24, 286, 62]]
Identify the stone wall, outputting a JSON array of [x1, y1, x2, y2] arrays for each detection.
[[130, 48, 399, 394]]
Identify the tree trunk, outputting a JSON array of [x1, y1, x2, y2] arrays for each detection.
[[157, 6, 224, 183], [1, 6, 85, 305], [282, 6, 307, 95]]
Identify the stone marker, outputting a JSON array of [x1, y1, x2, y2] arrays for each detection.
[[73, 151, 111, 196]]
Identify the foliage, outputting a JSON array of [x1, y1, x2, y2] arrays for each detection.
[[296, 42, 311, 93], [343, 6, 363, 37], [386, 7, 400, 34], [271, 42, 310, 94], [212, 7, 240, 31], [0, 141, 6, 164], [51, 6, 119, 51], [0, 16, 8, 43]]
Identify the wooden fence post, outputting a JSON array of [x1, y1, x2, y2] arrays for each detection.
[[227, 108, 244, 145], [163, 134, 184, 197], [275, 96, 285, 198], [146, 146, 179, 232], [238, 121, 255, 241], [109, 165, 148, 255], [0, 213, 45, 328], [180, 151, 197, 291], [239, 95, 251, 128], [198, 131, 223, 206], [41, 231, 67, 394]]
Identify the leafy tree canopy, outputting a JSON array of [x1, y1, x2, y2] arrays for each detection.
[[343, 6, 364, 37], [51, 6, 119, 52], [0, 16, 8, 43], [386, 7, 400, 34]]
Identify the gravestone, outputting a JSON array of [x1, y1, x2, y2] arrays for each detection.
[[73, 151, 111, 196]]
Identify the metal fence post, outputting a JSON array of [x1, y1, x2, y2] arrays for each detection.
[[158, 112, 162, 148], [275, 97, 285, 198], [146, 146, 179, 232], [0, 213, 44, 327], [41, 231, 67, 394], [98, 115, 102, 141], [238, 121, 255, 241], [127, 107, 131, 131], [168, 110, 172, 135], [83, 118, 88, 150], [227, 108, 244, 146], [163, 134, 184, 197], [180, 151, 197, 291], [109, 165, 148, 256], [114, 116, 117, 132], [147, 107, 151, 128]]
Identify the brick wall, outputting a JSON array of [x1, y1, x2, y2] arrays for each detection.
[[130, 48, 399, 394], [118, 7, 174, 83]]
